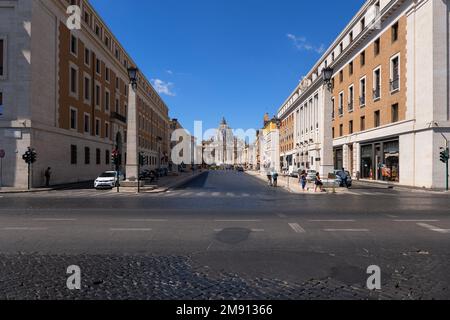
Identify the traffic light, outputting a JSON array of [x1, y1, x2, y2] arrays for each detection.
[[22, 147, 37, 164], [440, 148, 449, 164], [111, 149, 119, 166]]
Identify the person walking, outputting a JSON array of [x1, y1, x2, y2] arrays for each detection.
[[314, 172, 324, 192], [271, 170, 279, 188], [266, 170, 273, 187], [299, 170, 307, 192], [44, 167, 52, 187], [339, 167, 349, 188]]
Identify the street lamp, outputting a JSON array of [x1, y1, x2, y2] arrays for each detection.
[[127, 67, 138, 90], [322, 67, 334, 91]]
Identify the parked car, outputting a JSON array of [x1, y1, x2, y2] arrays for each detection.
[[334, 170, 353, 188], [94, 171, 125, 189], [236, 166, 244, 172]]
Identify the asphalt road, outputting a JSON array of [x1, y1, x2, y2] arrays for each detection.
[[0, 171, 449, 300]]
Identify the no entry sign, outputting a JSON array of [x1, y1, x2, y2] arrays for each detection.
[[0, 150, 5, 158]]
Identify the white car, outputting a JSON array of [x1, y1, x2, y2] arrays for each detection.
[[94, 171, 125, 189]]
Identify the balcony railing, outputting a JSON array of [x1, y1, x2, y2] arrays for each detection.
[[373, 86, 381, 100], [390, 78, 400, 92], [359, 95, 366, 107], [348, 100, 354, 112], [111, 112, 127, 123]]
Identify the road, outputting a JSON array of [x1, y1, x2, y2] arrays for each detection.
[[0, 171, 449, 300]]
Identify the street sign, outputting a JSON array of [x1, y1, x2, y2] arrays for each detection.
[[0, 149, 5, 158]]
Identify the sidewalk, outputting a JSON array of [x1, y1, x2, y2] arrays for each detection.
[[0, 171, 205, 194], [246, 171, 345, 194]]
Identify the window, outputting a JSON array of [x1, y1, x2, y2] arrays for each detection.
[[349, 61, 353, 76], [339, 42, 343, 54], [116, 77, 119, 90], [96, 148, 101, 165], [360, 51, 366, 66], [390, 55, 400, 92], [349, 31, 353, 43], [339, 70, 343, 83], [115, 98, 119, 113], [95, 84, 101, 107], [105, 150, 110, 165], [349, 120, 354, 134], [339, 124, 343, 137], [360, 77, 366, 106], [348, 85, 354, 111], [338, 92, 344, 116], [95, 24, 100, 36], [105, 67, 110, 82], [84, 48, 90, 66], [95, 118, 101, 136], [70, 35, 77, 56], [69, 66, 78, 96], [104, 36, 110, 48], [0, 38, 5, 77], [96, 59, 101, 75], [392, 104, 399, 123], [360, 116, 366, 131], [70, 108, 77, 130], [332, 52, 335, 62], [84, 113, 90, 133], [84, 76, 91, 102], [392, 22, 399, 42], [70, 145, 77, 165], [0, 91, 3, 117], [374, 38, 380, 56], [373, 68, 381, 100], [105, 90, 110, 112], [332, 127, 335, 139], [105, 122, 110, 138], [374, 110, 381, 127], [84, 147, 90, 165], [331, 98, 335, 119], [361, 17, 365, 30], [83, 10, 91, 26]]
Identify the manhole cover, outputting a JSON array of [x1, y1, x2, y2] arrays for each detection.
[[215, 228, 251, 244]]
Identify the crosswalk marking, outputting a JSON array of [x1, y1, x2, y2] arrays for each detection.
[[289, 223, 306, 233]]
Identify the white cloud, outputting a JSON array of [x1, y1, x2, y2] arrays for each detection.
[[166, 70, 174, 75], [287, 33, 325, 54], [151, 79, 176, 97]]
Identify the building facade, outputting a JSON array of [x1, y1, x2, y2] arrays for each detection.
[[0, 0, 171, 188], [276, 0, 450, 189]]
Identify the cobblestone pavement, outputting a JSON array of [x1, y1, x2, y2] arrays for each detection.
[[0, 253, 448, 300]]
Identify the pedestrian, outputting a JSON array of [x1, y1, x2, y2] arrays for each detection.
[[314, 172, 324, 192], [44, 167, 51, 187], [271, 170, 279, 188], [299, 170, 307, 192], [266, 171, 273, 187], [339, 167, 348, 188]]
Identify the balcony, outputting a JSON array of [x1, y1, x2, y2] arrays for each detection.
[[359, 95, 366, 107], [111, 112, 127, 123], [390, 78, 400, 92], [373, 86, 381, 100]]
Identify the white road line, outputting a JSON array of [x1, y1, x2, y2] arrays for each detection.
[[324, 229, 369, 232], [345, 191, 361, 196], [215, 219, 261, 222], [109, 228, 152, 232], [212, 192, 221, 197], [2, 227, 48, 231], [417, 223, 450, 234], [385, 215, 399, 218], [276, 213, 288, 218], [214, 229, 264, 232], [196, 192, 206, 197], [226, 192, 236, 197], [241, 193, 251, 197], [33, 218, 77, 222], [309, 220, 356, 222], [394, 220, 440, 222], [127, 219, 168, 222], [289, 223, 306, 233]]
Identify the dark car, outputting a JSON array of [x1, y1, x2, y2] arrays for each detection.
[[236, 167, 244, 172], [334, 170, 353, 188]]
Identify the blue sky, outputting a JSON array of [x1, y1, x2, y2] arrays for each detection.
[[90, 0, 365, 134]]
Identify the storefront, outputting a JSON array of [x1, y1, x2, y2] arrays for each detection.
[[360, 139, 399, 182]]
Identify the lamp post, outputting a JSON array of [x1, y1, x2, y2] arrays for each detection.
[[322, 67, 334, 91], [124, 66, 140, 187]]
